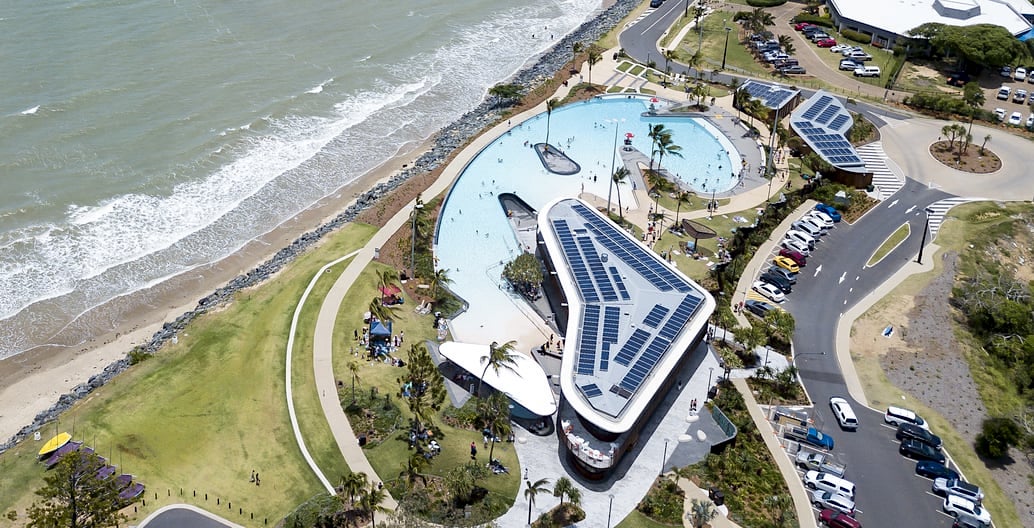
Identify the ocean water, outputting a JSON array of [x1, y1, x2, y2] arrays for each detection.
[[0, 0, 603, 359]]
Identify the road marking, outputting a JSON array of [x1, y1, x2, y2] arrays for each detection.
[[856, 275, 860, 281], [843, 299, 848, 305], [888, 199, 899, 208], [905, 205, 916, 214], [838, 272, 846, 284], [849, 288, 853, 293]]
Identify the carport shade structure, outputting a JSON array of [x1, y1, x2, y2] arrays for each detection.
[[680, 219, 717, 252], [438, 342, 558, 418]]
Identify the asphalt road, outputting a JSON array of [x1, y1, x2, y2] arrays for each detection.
[[782, 179, 955, 528]]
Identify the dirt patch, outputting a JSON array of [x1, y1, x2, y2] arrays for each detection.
[[929, 140, 1002, 174]]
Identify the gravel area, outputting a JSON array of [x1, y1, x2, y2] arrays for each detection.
[[878, 250, 1034, 525]]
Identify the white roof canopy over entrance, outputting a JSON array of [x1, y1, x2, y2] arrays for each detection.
[[438, 341, 557, 417]]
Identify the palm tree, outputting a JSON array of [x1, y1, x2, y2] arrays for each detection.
[[673, 190, 692, 229], [348, 360, 361, 404], [398, 451, 430, 489], [654, 131, 683, 176], [359, 482, 391, 528], [644, 168, 670, 212], [777, 34, 793, 52], [647, 124, 667, 172], [377, 268, 399, 301], [544, 98, 560, 146], [340, 472, 369, 515], [744, 97, 763, 128], [428, 267, 452, 304], [691, 83, 708, 108], [663, 49, 677, 84], [687, 498, 718, 528], [587, 46, 603, 86], [477, 391, 512, 462], [650, 211, 670, 237], [686, 51, 704, 80], [782, 40, 796, 57], [733, 84, 748, 120], [610, 166, 630, 221], [748, 7, 775, 33], [553, 476, 575, 505], [980, 133, 991, 155], [368, 297, 398, 325], [525, 477, 552, 525], [477, 340, 520, 397]]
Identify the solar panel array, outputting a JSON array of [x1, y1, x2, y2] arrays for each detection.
[[618, 294, 703, 393], [741, 80, 798, 110], [792, 91, 866, 170], [578, 237, 618, 302], [601, 306, 620, 372], [553, 219, 600, 303], [577, 305, 601, 375], [614, 329, 650, 366], [642, 304, 669, 328], [581, 383, 603, 398], [609, 267, 630, 300]]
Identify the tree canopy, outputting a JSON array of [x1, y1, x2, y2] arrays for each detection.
[[27, 451, 136, 528], [909, 23, 1029, 68], [502, 253, 544, 299]]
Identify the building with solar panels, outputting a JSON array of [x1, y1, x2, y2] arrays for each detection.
[[537, 198, 715, 477], [736, 80, 802, 115], [788, 90, 872, 188]]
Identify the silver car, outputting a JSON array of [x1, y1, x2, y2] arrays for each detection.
[[810, 489, 855, 516]]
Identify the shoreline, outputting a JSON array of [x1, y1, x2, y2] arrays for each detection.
[[0, 0, 641, 452]]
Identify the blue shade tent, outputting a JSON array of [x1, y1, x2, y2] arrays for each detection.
[[369, 319, 392, 337]]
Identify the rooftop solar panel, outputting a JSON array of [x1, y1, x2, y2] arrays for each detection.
[[577, 236, 618, 302], [581, 383, 603, 398], [614, 328, 650, 366], [609, 267, 630, 300], [642, 304, 669, 328], [829, 114, 850, 130], [816, 105, 839, 125], [577, 305, 601, 375], [792, 92, 865, 171]]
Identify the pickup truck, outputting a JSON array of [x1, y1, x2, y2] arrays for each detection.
[[785, 426, 835, 450], [796, 451, 846, 477]]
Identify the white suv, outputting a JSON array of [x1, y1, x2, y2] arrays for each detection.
[[885, 406, 929, 430], [830, 397, 858, 430], [943, 495, 991, 525], [804, 470, 856, 499]]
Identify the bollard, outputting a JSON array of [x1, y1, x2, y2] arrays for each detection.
[[217, 498, 220, 505], [205, 493, 208, 501], [251, 513, 254, 520], [239, 508, 242, 515], [228, 501, 231, 510]]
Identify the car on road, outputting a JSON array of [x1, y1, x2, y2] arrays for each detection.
[[943, 495, 991, 525], [829, 397, 859, 430], [1014, 66, 1027, 81], [773, 255, 801, 273], [780, 65, 807, 75], [815, 471, 850, 494], [767, 265, 798, 284], [753, 280, 786, 303], [996, 86, 1011, 100], [778, 248, 807, 267], [649, 0, 663, 7], [817, 38, 837, 47], [744, 299, 776, 318], [810, 490, 855, 516], [900, 438, 946, 463], [916, 460, 959, 481], [796, 451, 846, 477], [781, 237, 811, 256], [760, 270, 792, 293], [933, 477, 984, 503], [786, 426, 835, 449], [819, 509, 861, 528], [896, 422, 941, 449], [814, 203, 842, 222], [854, 66, 881, 77], [1013, 89, 1028, 103], [1009, 111, 1023, 126], [839, 59, 861, 71]]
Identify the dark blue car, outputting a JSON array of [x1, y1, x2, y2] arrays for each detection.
[[815, 203, 842, 222], [916, 460, 959, 480]]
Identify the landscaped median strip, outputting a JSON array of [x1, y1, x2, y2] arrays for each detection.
[[285, 248, 363, 494]]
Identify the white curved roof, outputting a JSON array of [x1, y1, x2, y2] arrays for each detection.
[[438, 341, 557, 417], [539, 198, 715, 434], [830, 0, 1032, 37]]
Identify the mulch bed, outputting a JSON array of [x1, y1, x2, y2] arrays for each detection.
[[928, 140, 1002, 173]]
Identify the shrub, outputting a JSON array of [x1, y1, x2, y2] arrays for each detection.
[[975, 417, 1023, 459], [637, 477, 685, 524], [746, 0, 786, 6], [840, 28, 871, 44], [790, 14, 834, 28], [904, 92, 970, 116]]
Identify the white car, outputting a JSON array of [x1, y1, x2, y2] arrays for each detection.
[[1013, 89, 1028, 103], [933, 477, 985, 503], [943, 495, 991, 525], [781, 237, 811, 256], [810, 489, 855, 516], [1014, 67, 1027, 81], [1009, 111, 1023, 126], [839, 59, 861, 71], [996, 86, 1010, 100], [1026, 113, 1034, 129], [829, 44, 849, 53], [753, 280, 786, 303], [993, 108, 1006, 121], [805, 210, 834, 228], [829, 397, 859, 430], [797, 215, 829, 234], [786, 229, 817, 249], [840, 46, 863, 56]]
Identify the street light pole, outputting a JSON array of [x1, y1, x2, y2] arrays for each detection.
[[766, 106, 781, 202], [661, 438, 670, 475], [410, 203, 424, 277], [706, 366, 714, 399], [721, 24, 732, 70], [607, 494, 615, 528], [916, 210, 931, 264], [607, 118, 625, 214]]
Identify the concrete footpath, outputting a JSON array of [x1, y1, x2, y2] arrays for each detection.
[[733, 378, 819, 528]]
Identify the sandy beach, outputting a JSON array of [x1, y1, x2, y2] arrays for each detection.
[[0, 137, 434, 443]]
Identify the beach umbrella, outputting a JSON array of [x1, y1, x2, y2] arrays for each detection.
[[650, 97, 659, 103], [625, 132, 634, 138]]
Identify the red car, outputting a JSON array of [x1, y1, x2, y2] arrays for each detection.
[[778, 247, 807, 267], [794, 22, 814, 31], [820, 509, 861, 528], [817, 38, 838, 47]]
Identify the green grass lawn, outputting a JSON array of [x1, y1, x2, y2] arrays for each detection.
[[615, 508, 679, 528], [331, 262, 520, 510], [675, 13, 772, 78], [0, 223, 376, 526], [866, 223, 909, 266], [650, 206, 759, 283]]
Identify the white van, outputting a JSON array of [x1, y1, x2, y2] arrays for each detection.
[[885, 406, 929, 430], [830, 397, 858, 430], [853, 66, 880, 77], [804, 470, 856, 500], [786, 229, 816, 249]]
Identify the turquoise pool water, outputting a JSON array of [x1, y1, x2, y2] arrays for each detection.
[[435, 95, 739, 342]]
